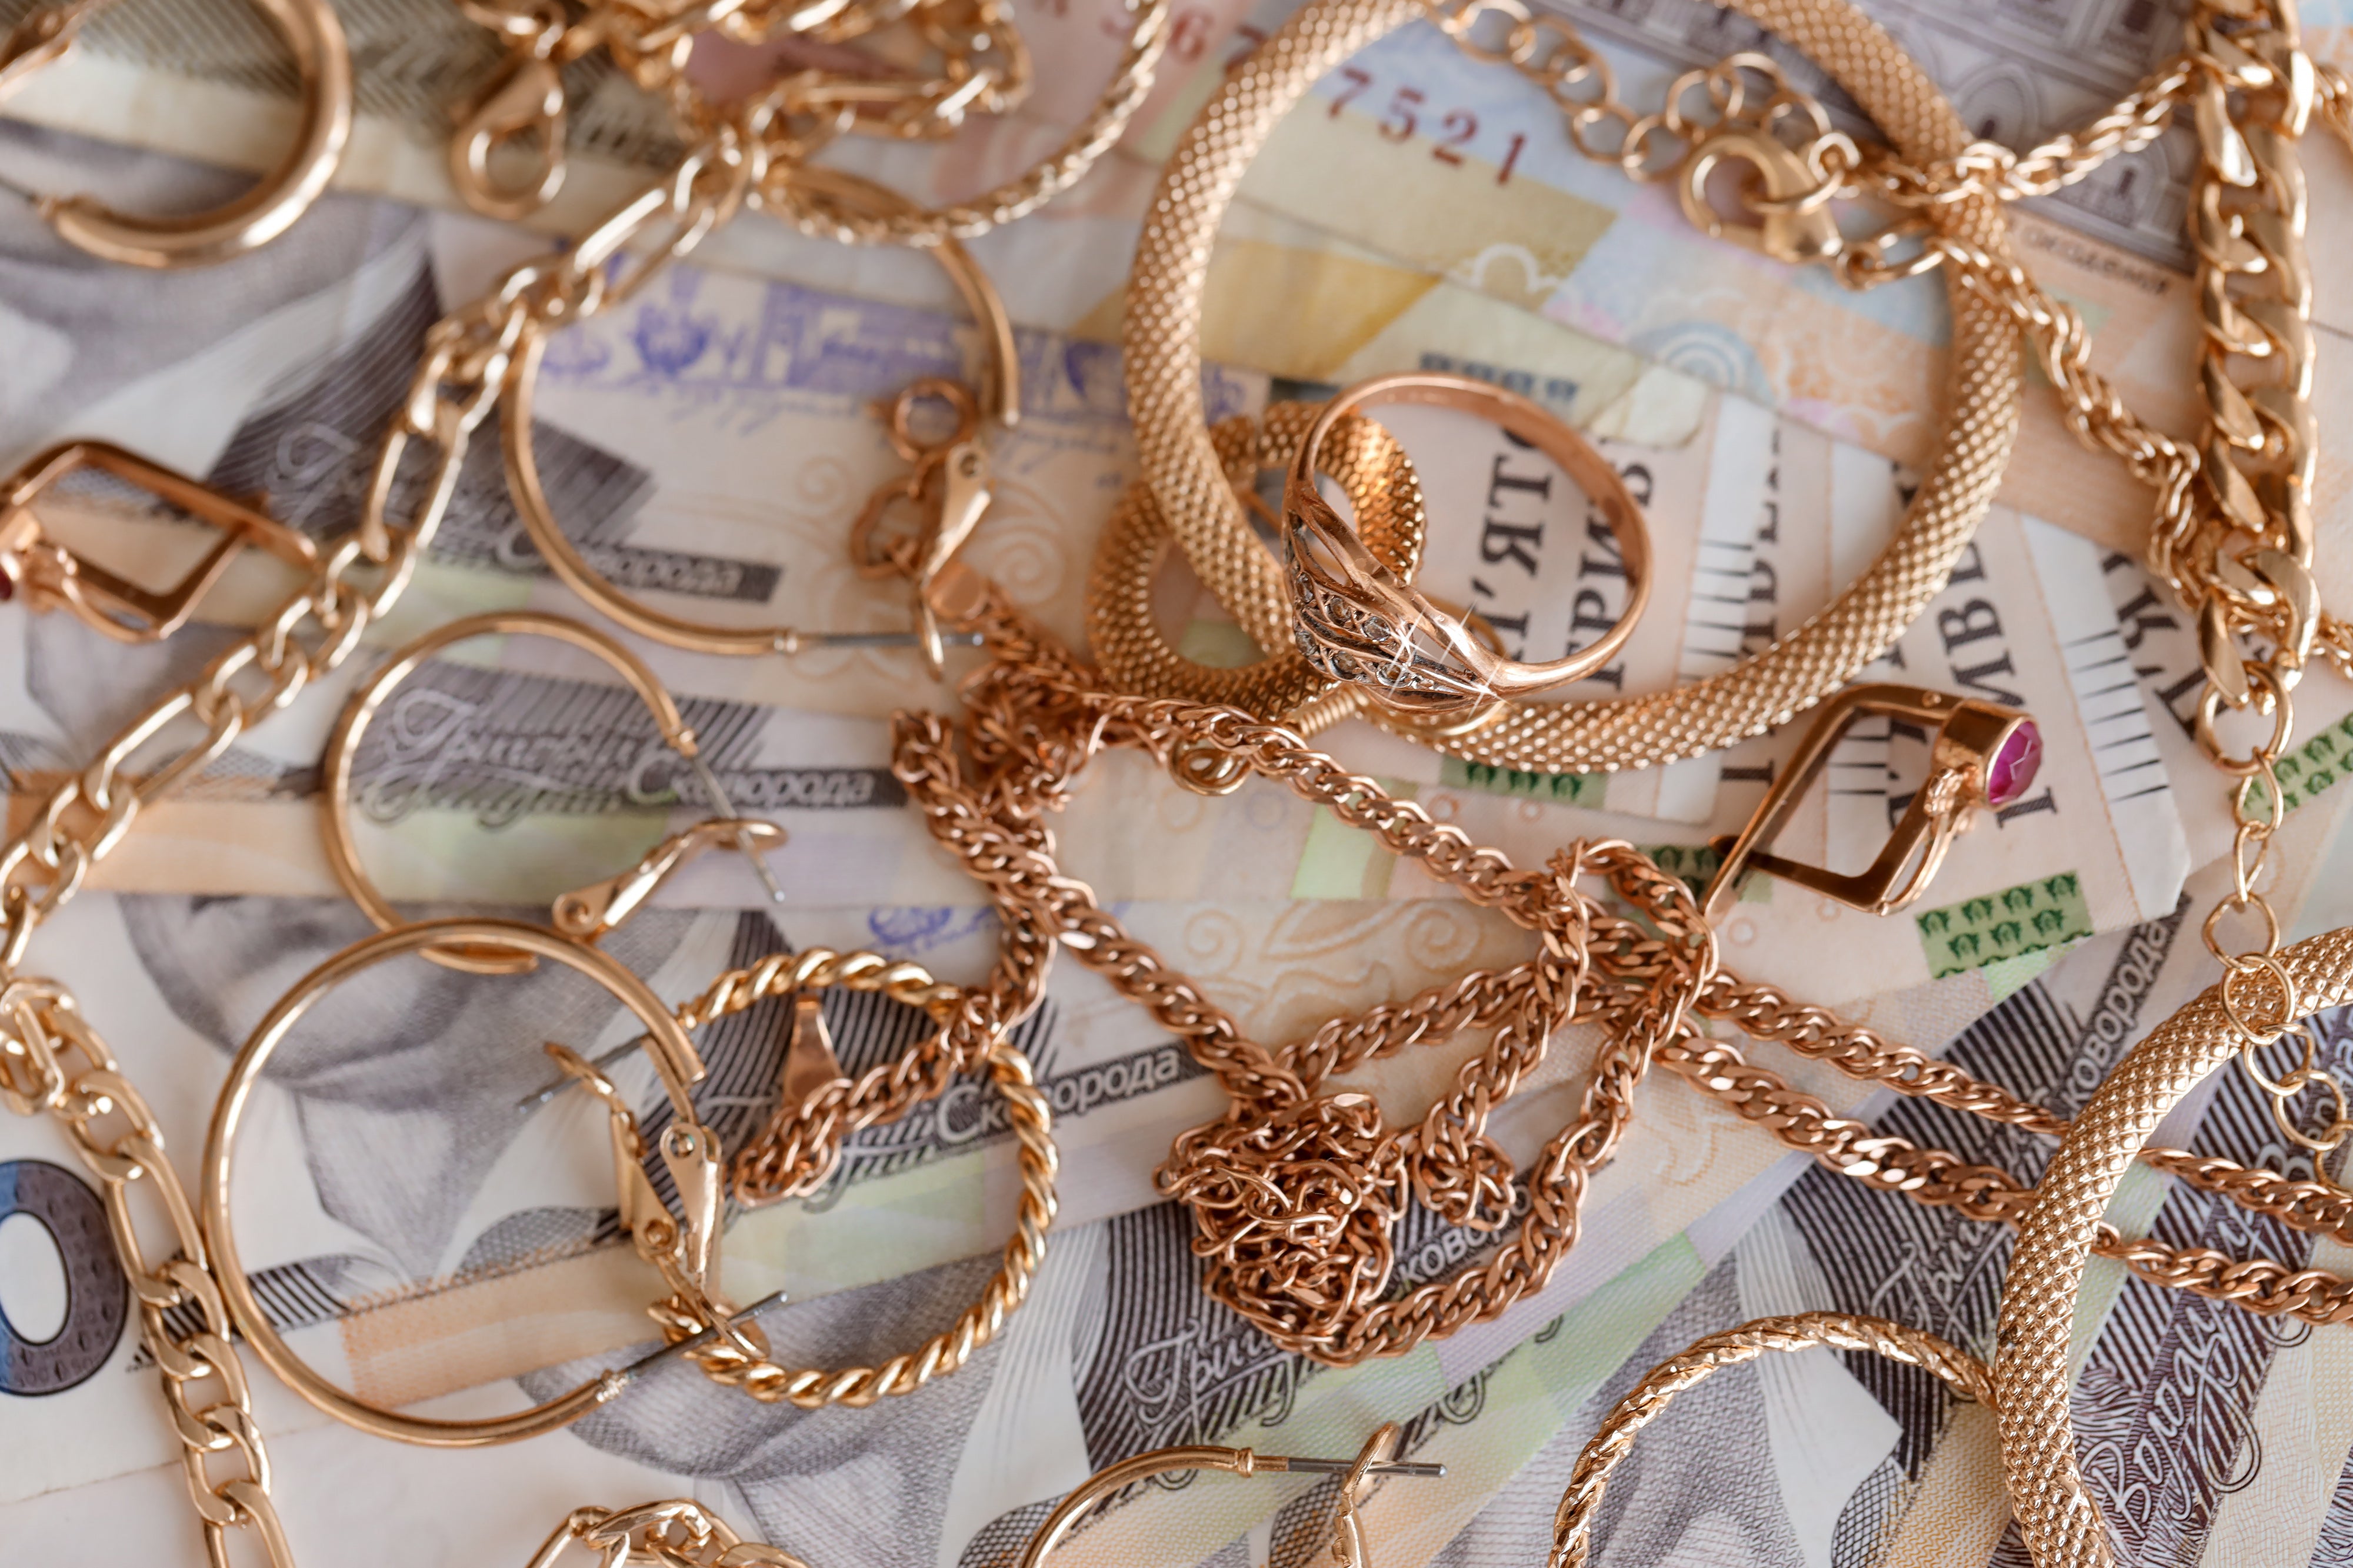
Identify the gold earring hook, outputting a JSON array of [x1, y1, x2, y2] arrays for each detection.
[[0, 0, 351, 266], [0, 441, 318, 641], [1703, 683, 2042, 920], [321, 610, 786, 976]]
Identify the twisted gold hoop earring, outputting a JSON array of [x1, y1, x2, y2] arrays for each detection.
[[1551, 1312, 1994, 1568], [322, 610, 784, 976], [0, 0, 351, 266]]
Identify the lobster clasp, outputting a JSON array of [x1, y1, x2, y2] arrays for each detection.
[[0, 441, 318, 641], [551, 818, 786, 943], [1680, 122, 1846, 266], [852, 378, 998, 679], [451, 49, 567, 220]]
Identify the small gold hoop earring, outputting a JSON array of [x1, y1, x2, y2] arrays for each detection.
[[502, 166, 1021, 677], [1016, 1423, 1444, 1568], [321, 610, 784, 977], [0, 0, 352, 266], [199, 917, 781, 1447]]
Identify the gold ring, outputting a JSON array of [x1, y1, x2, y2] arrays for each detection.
[[322, 610, 778, 976], [0, 0, 351, 267], [1993, 925, 2353, 1567], [1120, 0, 2021, 772], [1086, 402, 1428, 729], [1282, 372, 1651, 713], [200, 918, 721, 1447], [503, 166, 1021, 659]]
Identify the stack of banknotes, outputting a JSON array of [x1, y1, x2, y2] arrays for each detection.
[[5, 0, 2353, 1563]]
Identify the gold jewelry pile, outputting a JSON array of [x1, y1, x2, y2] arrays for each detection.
[[0, 0, 2345, 1563]]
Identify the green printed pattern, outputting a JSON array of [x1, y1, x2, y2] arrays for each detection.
[[1915, 872, 2094, 980], [1439, 758, 1607, 807], [1640, 842, 1728, 903], [2275, 711, 2353, 813]]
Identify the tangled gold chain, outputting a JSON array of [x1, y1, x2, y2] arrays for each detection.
[[525, 1498, 811, 1567], [891, 574, 2353, 1366]]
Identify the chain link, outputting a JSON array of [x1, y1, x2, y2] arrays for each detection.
[[525, 1499, 812, 1568], [0, 986, 295, 1567]]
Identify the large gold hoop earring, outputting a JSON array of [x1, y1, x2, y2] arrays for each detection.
[[0, 0, 352, 266], [199, 917, 775, 1447], [503, 166, 1021, 676], [321, 610, 783, 976]]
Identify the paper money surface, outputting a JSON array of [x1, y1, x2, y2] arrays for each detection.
[[11, 850, 2343, 1568], [0, 171, 2213, 1001]]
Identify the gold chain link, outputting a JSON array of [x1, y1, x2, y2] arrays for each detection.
[[0, 985, 295, 1567]]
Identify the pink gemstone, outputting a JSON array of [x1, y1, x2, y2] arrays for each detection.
[[1985, 719, 2042, 806]]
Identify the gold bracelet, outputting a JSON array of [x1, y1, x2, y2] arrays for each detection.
[[1995, 928, 2353, 1567], [1118, 0, 2022, 772], [525, 1499, 811, 1568], [0, 0, 351, 266]]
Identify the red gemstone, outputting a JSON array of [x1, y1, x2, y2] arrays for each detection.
[[1985, 719, 2042, 806]]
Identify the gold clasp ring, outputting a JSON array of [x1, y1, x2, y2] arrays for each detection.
[[1678, 122, 1845, 266]]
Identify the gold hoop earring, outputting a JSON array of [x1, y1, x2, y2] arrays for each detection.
[[199, 917, 782, 1447], [322, 610, 785, 977], [1550, 1312, 1994, 1568], [503, 166, 1021, 678], [0, 0, 352, 266], [1016, 1424, 1444, 1568]]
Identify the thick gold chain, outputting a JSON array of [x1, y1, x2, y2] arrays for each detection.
[[0, 985, 294, 1566]]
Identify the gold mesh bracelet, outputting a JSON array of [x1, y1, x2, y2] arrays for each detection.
[[1119, 0, 2024, 772], [1994, 926, 2353, 1567]]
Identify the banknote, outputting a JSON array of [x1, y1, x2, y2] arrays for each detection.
[[19, 0, 2345, 569], [11, 835, 2338, 1567], [1440, 820, 2353, 1568], [0, 873, 1878, 1506]]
